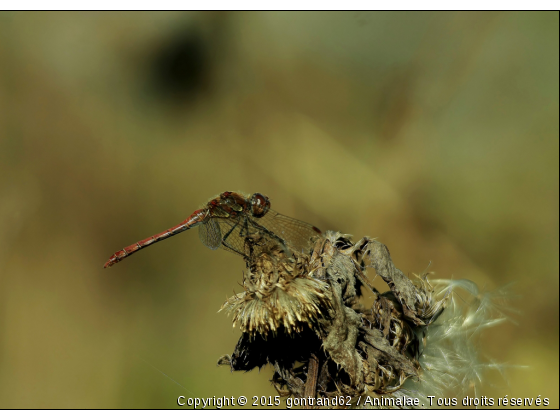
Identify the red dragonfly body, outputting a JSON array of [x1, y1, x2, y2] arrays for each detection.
[[104, 191, 321, 268]]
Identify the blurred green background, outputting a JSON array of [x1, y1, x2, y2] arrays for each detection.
[[0, 11, 557, 409]]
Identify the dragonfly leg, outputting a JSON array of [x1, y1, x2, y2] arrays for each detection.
[[222, 219, 240, 243], [239, 217, 250, 238], [220, 240, 246, 258]]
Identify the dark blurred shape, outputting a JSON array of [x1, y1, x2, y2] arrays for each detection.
[[149, 28, 210, 103]]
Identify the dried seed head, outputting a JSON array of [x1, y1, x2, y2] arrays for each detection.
[[220, 236, 332, 336], [218, 231, 512, 403]]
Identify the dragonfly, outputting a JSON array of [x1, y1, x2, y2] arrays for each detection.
[[104, 191, 322, 268]]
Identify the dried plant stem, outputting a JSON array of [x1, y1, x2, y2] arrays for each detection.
[[303, 353, 320, 409]]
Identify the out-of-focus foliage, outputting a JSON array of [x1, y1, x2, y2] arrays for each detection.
[[0, 11, 557, 408]]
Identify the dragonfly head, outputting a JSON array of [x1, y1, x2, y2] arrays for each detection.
[[250, 193, 270, 218]]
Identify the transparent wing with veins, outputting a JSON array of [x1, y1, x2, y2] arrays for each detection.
[[255, 210, 320, 254], [206, 215, 285, 257], [198, 217, 222, 250], [196, 209, 321, 257]]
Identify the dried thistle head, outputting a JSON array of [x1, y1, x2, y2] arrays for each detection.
[[393, 279, 515, 405], [218, 231, 511, 406], [219, 234, 332, 336]]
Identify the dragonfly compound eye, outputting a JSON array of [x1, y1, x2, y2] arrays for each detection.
[[250, 193, 270, 218]]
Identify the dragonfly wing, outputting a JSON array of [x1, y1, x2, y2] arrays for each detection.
[[215, 217, 253, 257], [198, 217, 222, 250], [258, 210, 321, 254], [213, 216, 274, 258]]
